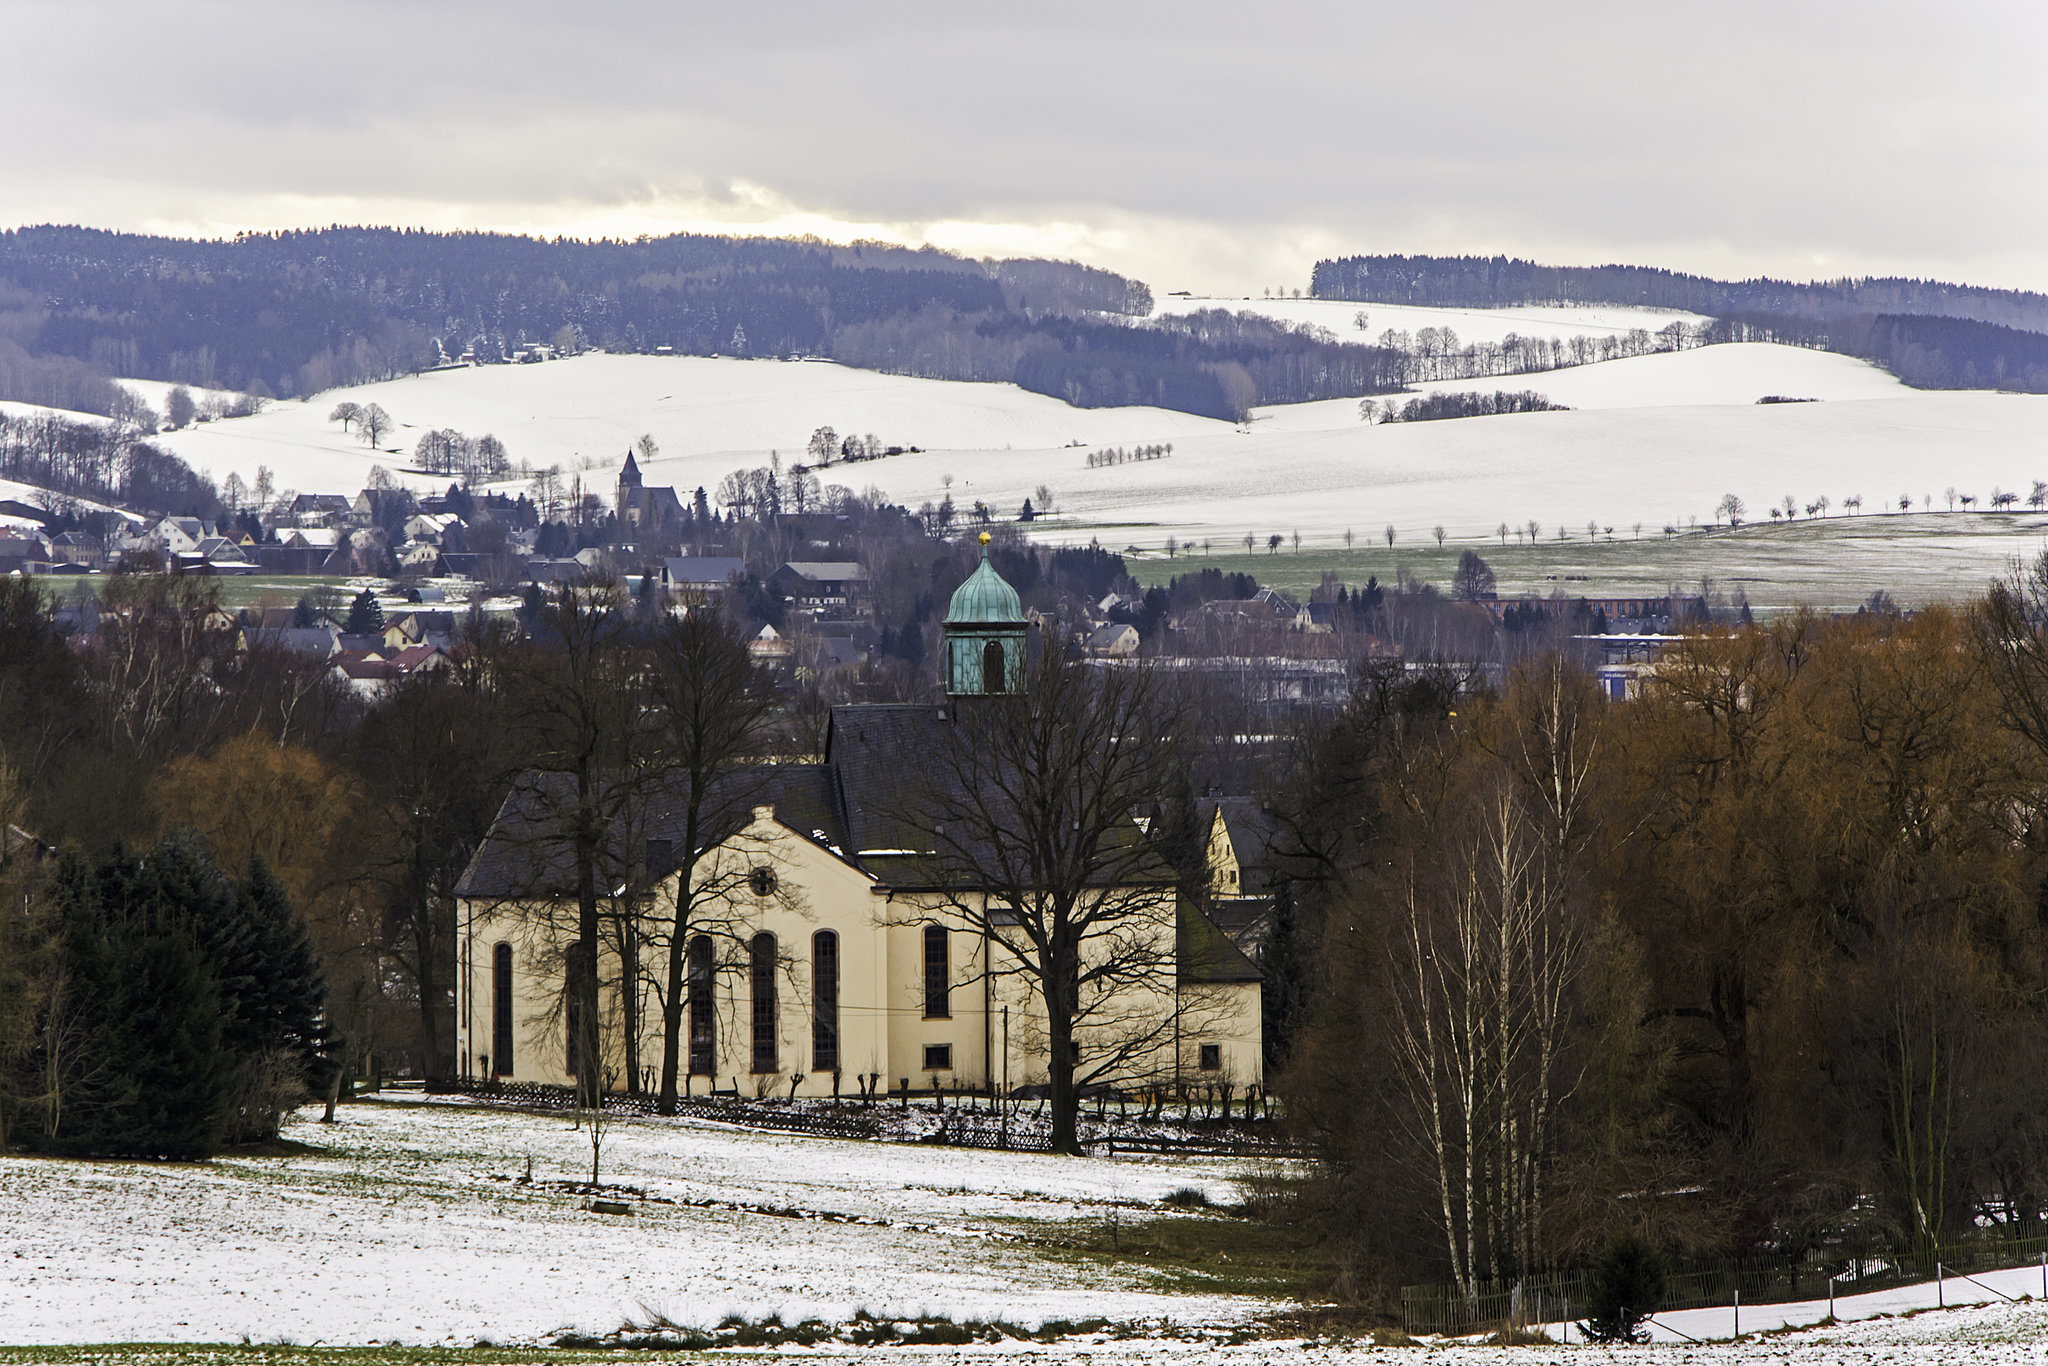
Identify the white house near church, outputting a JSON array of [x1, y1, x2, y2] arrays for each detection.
[[452, 543, 1262, 1099]]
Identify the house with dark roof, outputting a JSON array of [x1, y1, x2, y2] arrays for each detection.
[[1195, 796, 1283, 957], [453, 540, 1260, 1096], [771, 561, 870, 615], [660, 556, 747, 601]]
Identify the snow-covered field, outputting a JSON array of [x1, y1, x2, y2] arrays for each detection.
[[140, 355, 1226, 502], [4, 1095, 2047, 1363], [122, 348, 2040, 558], [0, 1096, 1261, 1348], [1414, 341, 1907, 409]]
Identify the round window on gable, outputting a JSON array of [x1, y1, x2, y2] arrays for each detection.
[[749, 866, 777, 897]]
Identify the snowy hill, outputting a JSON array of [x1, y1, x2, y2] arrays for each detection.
[[0, 337, 2028, 559], [868, 386, 2048, 549], [146, 354, 1231, 501]]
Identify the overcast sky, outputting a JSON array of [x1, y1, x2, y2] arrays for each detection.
[[6, 1, 2044, 295]]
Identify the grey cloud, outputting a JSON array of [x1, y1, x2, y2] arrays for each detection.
[[3, 0, 2044, 291]]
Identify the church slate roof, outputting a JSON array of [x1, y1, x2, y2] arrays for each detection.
[[455, 763, 846, 900], [458, 703, 1184, 901], [1178, 902, 1264, 984]]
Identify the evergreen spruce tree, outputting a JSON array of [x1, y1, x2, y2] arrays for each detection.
[[346, 588, 385, 634], [39, 844, 230, 1158], [210, 858, 331, 1141], [1259, 886, 1316, 1073]]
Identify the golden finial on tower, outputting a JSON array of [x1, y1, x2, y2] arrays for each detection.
[[979, 531, 992, 546]]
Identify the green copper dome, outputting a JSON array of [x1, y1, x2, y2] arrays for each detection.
[[946, 535, 1024, 624]]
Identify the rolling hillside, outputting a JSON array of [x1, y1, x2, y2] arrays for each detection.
[[129, 338, 2047, 561]]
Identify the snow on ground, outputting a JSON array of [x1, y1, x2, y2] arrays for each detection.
[[124, 348, 2047, 559], [9, 342, 2044, 595], [147, 354, 1230, 500], [1152, 295, 1708, 346], [880, 388, 2048, 553], [0, 1095, 1263, 1348], [4, 1095, 2047, 1360], [111, 378, 246, 417], [1415, 342, 1908, 409]]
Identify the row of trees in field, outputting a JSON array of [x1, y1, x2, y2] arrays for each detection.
[[1360, 389, 1570, 424], [1270, 584, 2048, 1300], [1084, 443, 1172, 468]]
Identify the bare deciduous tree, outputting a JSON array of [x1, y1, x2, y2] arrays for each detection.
[[905, 640, 1193, 1154]]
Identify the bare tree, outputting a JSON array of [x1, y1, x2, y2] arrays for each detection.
[[504, 577, 641, 1107], [1390, 775, 1585, 1295], [1385, 524, 1397, 549], [358, 403, 393, 450], [1433, 525, 1447, 548], [643, 610, 779, 1114], [327, 401, 361, 435], [905, 640, 1191, 1154]]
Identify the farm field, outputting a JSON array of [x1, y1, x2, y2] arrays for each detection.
[[1143, 512, 2048, 613], [0, 1096, 1264, 1349], [2, 1094, 2045, 1361]]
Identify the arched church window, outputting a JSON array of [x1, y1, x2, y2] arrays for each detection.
[[688, 935, 715, 1075], [812, 931, 839, 1073], [492, 942, 514, 1076], [982, 639, 1006, 693], [751, 932, 778, 1073]]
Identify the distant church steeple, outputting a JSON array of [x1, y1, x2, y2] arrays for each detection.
[[944, 533, 1026, 697]]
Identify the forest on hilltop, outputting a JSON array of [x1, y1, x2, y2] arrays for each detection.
[[0, 226, 1409, 423]]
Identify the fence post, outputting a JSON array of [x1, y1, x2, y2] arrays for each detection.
[[1937, 1262, 1943, 1308], [1733, 1285, 1739, 1338]]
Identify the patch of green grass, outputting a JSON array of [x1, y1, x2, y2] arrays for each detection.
[[1132, 511, 2048, 613], [0, 1349, 597, 1366], [1046, 1209, 1341, 1300]]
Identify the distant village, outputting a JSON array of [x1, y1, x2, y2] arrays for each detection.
[[0, 439, 1725, 716]]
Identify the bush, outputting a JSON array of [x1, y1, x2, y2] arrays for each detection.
[[1162, 1185, 1214, 1208], [1578, 1234, 1666, 1344]]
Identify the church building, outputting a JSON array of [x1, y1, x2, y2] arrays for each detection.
[[616, 451, 685, 535], [453, 540, 1263, 1099]]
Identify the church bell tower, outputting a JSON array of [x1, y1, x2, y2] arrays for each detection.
[[944, 533, 1026, 697]]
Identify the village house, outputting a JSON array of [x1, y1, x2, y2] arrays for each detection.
[[454, 547, 1262, 1098], [771, 561, 870, 616], [1193, 796, 1282, 958], [1083, 622, 1141, 657], [661, 556, 747, 602]]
